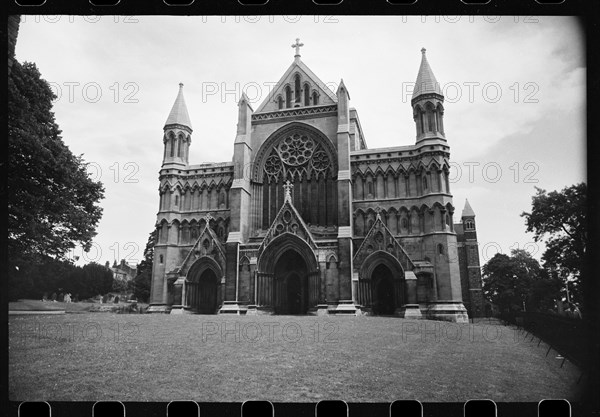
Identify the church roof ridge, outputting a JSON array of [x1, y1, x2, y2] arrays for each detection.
[[350, 144, 415, 155], [165, 82, 192, 129], [412, 48, 443, 99], [187, 161, 234, 169]]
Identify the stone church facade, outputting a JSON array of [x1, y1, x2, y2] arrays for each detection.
[[148, 42, 484, 322]]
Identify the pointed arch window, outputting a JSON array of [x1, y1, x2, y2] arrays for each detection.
[[285, 86, 292, 108], [169, 135, 175, 157], [312, 91, 319, 105], [426, 104, 435, 132], [177, 134, 184, 157], [423, 176, 428, 191], [277, 95, 283, 110], [419, 111, 425, 134], [304, 83, 310, 106], [294, 74, 301, 104], [160, 222, 169, 243], [465, 219, 474, 230], [174, 195, 179, 206], [219, 190, 226, 208], [438, 243, 444, 255]]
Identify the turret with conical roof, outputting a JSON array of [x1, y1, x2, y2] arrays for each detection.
[[163, 83, 192, 167], [461, 199, 477, 236], [413, 48, 443, 100], [411, 48, 446, 144]]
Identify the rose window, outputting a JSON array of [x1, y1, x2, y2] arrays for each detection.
[[264, 155, 282, 176], [278, 134, 314, 166], [310, 150, 330, 173], [262, 131, 333, 182]]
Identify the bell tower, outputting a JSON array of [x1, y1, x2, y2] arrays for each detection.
[[148, 83, 193, 314], [460, 199, 485, 318], [163, 83, 192, 168]]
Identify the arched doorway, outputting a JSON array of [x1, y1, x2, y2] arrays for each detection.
[[372, 264, 395, 315], [274, 250, 308, 315], [185, 257, 222, 314], [357, 251, 405, 316], [256, 233, 320, 314], [195, 269, 218, 314]]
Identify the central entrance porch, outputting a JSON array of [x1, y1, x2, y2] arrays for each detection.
[[255, 233, 321, 315]]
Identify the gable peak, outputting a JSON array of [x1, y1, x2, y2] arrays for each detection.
[[258, 183, 317, 256], [254, 54, 338, 113]]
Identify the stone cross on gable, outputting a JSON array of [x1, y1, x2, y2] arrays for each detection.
[[283, 180, 294, 203], [292, 38, 304, 58], [204, 213, 214, 224]]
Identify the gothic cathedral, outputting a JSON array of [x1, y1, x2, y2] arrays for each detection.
[[148, 41, 485, 322]]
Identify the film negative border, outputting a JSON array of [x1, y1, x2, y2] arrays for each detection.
[[3, 0, 599, 416], [7, 399, 579, 417], [6, 0, 593, 15]]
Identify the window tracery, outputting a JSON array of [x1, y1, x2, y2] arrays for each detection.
[[259, 128, 337, 230], [263, 132, 332, 182]]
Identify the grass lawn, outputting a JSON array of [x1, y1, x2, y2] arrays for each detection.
[[9, 313, 582, 402], [9, 299, 97, 313]]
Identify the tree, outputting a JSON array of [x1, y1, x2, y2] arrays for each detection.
[[112, 277, 129, 293], [132, 230, 157, 302], [8, 60, 105, 297], [482, 249, 544, 313], [521, 183, 586, 305], [81, 263, 114, 299], [528, 268, 566, 312]]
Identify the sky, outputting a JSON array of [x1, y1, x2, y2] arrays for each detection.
[[15, 15, 586, 268]]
